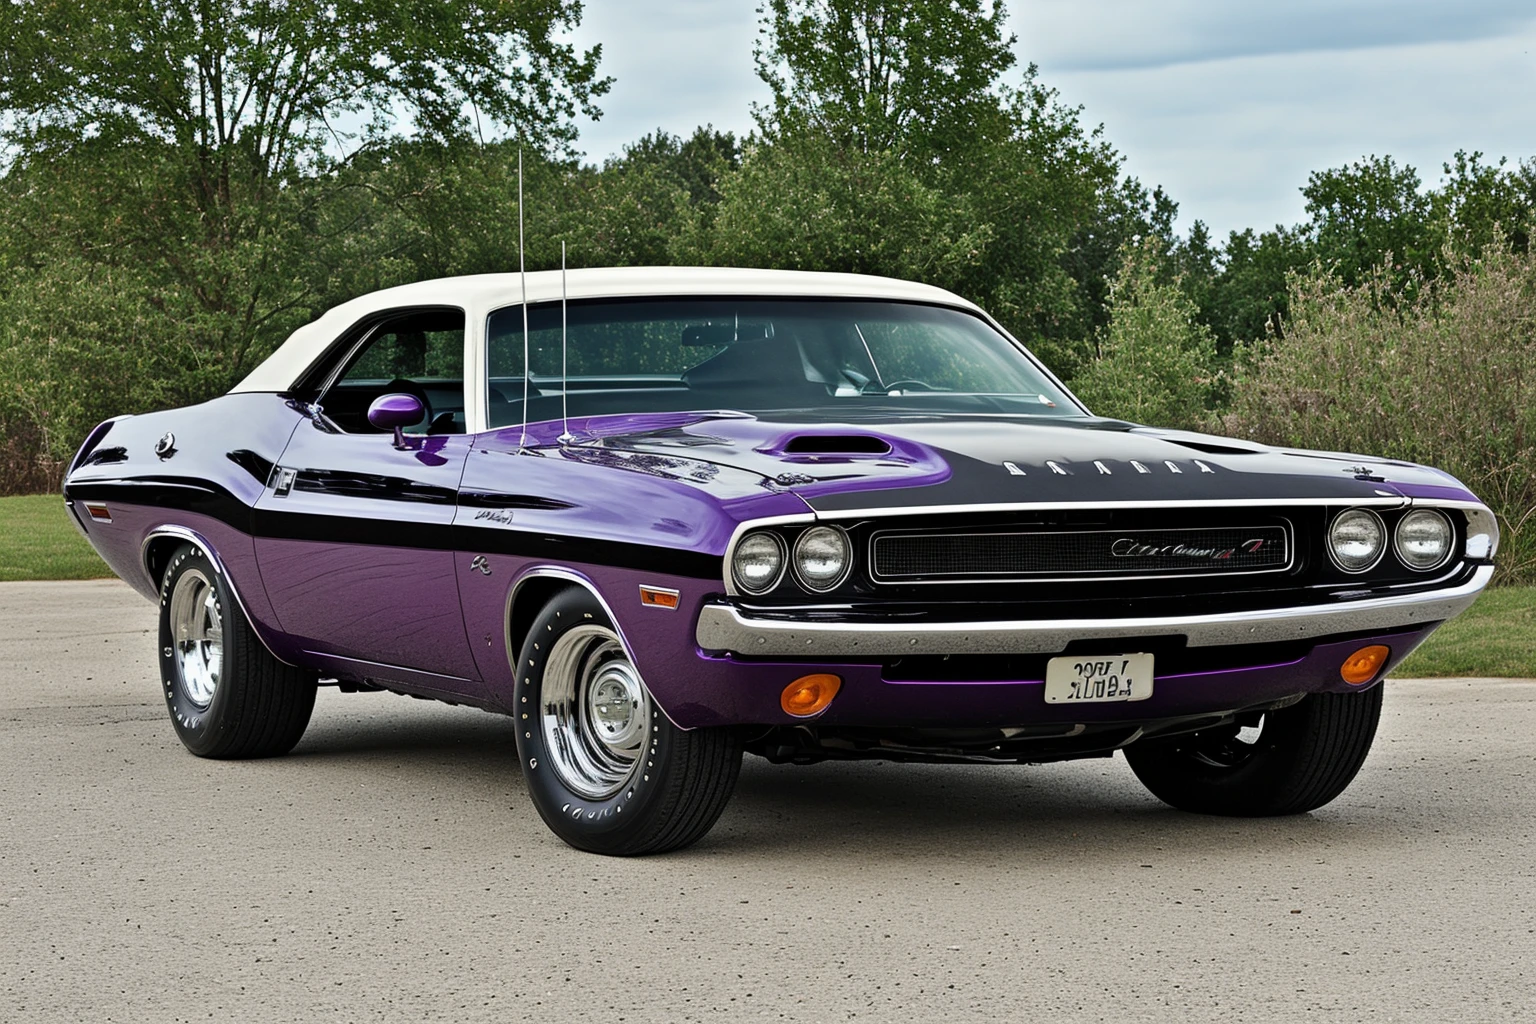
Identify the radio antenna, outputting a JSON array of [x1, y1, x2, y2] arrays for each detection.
[[558, 240, 574, 445], [516, 148, 531, 452]]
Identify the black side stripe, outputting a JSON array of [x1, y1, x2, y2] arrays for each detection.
[[66, 478, 722, 580]]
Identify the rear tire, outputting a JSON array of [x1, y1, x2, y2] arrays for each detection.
[[158, 543, 317, 758], [1123, 686, 1383, 816], [514, 587, 742, 855]]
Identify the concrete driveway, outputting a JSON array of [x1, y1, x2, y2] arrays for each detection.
[[2, 580, 1532, 1022]]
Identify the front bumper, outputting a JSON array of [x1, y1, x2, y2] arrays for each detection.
[[695, 564, 1493, 657]]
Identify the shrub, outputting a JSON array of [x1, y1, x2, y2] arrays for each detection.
[[1071, 242, 1223, 431], [1223, 248, 1536, 584]]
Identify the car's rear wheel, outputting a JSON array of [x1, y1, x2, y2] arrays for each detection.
[[1123, 686, 1383, 816], [514, 587, 741, 855], [158, 543, 317, 758]]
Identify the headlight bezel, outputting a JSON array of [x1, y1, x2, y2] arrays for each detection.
[[1394, 508, 1454, 572], [1327, 507, 1387, 574], [792, 525, 853, 593], [731, 530, 787, 595]]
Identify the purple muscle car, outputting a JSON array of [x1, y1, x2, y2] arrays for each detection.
[[64, 268, 1497, 854]]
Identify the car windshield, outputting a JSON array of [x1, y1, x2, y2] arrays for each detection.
[[484, 297, 1079, 428]]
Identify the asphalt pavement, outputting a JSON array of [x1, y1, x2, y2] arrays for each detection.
[[1, 580, 1532, 1023]]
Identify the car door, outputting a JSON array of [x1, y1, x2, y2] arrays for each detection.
[[253, 307, 481, 687]]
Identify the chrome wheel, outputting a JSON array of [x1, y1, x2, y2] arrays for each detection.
[[168, 568, 222, 709], [539, 624, 651, 800]]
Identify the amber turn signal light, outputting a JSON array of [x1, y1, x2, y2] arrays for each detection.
[[1340, 645, 1390, 685], [781, 674, 841, 717], [638, 585, 680, 610]]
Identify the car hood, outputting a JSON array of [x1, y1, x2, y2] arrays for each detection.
[[508, 411, 1477, 513]]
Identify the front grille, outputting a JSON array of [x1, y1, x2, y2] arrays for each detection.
[[870, 524, 1291, 582]]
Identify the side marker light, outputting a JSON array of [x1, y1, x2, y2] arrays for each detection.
[[639, 585, 680, 610]]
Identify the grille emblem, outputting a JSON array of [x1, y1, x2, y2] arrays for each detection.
[[1112, 537, 1267, 561]]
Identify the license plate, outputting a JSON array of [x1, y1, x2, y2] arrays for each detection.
[[1044, 654, 1154, 704]]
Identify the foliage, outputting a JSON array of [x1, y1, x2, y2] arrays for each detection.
[[1070, 243, 1222, 431], [0, 0, 609, 166], [753, 0, 1015, 161], [1224, 247, 1536, 585], [698, 132, 990, 286]]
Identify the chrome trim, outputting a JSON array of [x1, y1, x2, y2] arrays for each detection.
[[695, 565, 1493, 657], [504, 566, 687, 730], [1327, 508, 1387, 574], [139, 526, 295, 666], [734, 529, 790, 595], [1394, 509, 1454, 572], [791, 525, 852, 593], [1457, 505, 1499, 560], [721, 511, 816, 597], [810, 495, 1409, 522], [866, 521, 1295, 585]]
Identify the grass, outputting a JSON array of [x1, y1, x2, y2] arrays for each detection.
[[0, 493, 112, 581], [1395, 585, 1536, 679], [1, 491, 1531, 676]]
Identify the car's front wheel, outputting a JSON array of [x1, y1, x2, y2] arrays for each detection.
[[514, 587, 741, 855], [158, 543, 317, 758], [1123, 686, 1383, 816]]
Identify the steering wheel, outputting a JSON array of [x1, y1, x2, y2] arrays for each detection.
[[875, 379, 941, 393]]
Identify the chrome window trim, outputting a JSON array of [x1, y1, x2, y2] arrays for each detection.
[[865, 520, 1295, 585], [695, 565, 1494, 658]]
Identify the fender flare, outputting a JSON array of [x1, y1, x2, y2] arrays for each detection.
[[140, 525, 296, 667]]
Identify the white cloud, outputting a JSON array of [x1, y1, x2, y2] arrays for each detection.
[[1013, 0, 1536, 71], [569, 0, 767, 162], [562, 0, 1536, 237], [1040, 20, 1536, 235]]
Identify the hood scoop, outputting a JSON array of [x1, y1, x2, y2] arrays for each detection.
[[779, 434, 893, 456]]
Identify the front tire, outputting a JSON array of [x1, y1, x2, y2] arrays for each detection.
[[158, 543, 317, 758], [514, 587, 742, 855], [1124, 687, 1384, 816]]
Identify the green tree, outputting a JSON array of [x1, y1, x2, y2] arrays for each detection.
[[1071, 242, 1221, 431], [1302, 154, 1434, 287], [0, 0, 609, 175], [699, 132, 990, 285], [1224, 250, 1536, 583], [1429, 150, 1536, 257], [753, 0, 1016, 161]]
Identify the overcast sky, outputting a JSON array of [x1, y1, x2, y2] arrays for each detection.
[[568, 0, 1536, 239]]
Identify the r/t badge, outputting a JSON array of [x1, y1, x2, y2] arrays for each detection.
[[469, 555, 492, 576]]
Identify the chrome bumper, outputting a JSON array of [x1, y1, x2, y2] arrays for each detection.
[[695, 565, 1493, 657]]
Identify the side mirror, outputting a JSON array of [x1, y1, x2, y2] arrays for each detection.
[[367, 393, 424, 449]]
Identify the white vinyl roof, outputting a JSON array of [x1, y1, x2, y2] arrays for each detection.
[[231, 267, 983, 394]]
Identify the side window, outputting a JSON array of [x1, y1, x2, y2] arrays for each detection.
[[320, 309, 466, 435]]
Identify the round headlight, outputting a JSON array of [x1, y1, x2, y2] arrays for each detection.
[[793, 526, 851, 591], [1395, 509, 1452, 570], [1329, 509, 1385, 573], [732, 531, 785, 594]]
